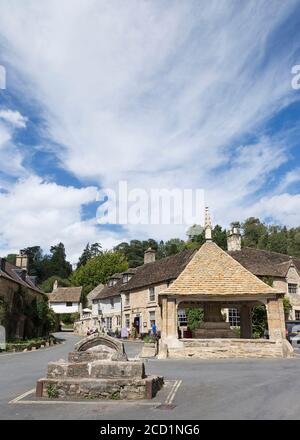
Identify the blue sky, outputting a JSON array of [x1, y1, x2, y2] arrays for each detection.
[[0, 0, 300, 262]]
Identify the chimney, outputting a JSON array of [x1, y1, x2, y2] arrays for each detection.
[[144, 248, 156, 264], [0, 257, 6, 272], [227, 226, 242, 251], [53, 279, 58, 291], [15, 250, 28, 271]]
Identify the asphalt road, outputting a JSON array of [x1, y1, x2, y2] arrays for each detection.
[[1, 333, 300, 420]]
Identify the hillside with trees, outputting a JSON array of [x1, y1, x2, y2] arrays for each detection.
[[5, 218, 300, 303]]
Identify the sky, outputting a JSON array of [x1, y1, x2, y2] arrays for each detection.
[[0, 0, 300, 263]]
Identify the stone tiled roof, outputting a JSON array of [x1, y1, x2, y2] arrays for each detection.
[[161, 242, 280, 297], [228, 247, 300, 277], [87, 283, 104, 302], [0, 259, 44, 295], [121, 249, 196, 292], [48, 286, 82, 303]]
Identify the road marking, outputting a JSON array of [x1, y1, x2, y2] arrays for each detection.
[[9, 388, 36, 404], [10, 399, 161, 406], [9, 380, 178, 406], [165, 379, 182, 404]]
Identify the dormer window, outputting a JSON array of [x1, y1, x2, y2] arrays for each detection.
[[123, 273, 132, 284], [108, 278, 118, 287]]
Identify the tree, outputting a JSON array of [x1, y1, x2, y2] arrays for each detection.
[[114, 239, 159, 267], [212, 225, 227, 250], [49, 243, 72, 279], [77, 242, 102, 268], [41, 276, 71, 293], [71, 251, 128, 301], [242, 217, 268, 248], [77, 243, 91, 269]]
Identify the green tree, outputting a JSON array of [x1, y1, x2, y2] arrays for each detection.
[[242, 217, 268, 248], [49, 243, 72, 279], [187, 307, 204, 332], [212, 225, 227, 250], [41, 276, 71, 293], [71, 251, 128, 301]]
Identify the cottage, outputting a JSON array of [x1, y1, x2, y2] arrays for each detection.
[[48, 285, 82, 315], [0, 250, 46, 339]]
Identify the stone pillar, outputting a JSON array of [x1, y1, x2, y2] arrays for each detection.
[[160, 296, 178, 344], [240, 304, 252, 339], [266, 297, 286, 340]]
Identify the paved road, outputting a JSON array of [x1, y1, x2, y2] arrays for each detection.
[[2, 333, 300, 420]]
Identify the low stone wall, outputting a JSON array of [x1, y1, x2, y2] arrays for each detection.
[[73, 317, 97, 336], [37, 376, 163, 400], [167, 338, 294, 359]]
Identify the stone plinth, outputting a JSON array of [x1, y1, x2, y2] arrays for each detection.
[[167, 338, 294, 359], [36, 334, 163, 400], [194, 322, 237, 338]]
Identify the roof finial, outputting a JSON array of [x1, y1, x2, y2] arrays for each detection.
[[204, 206, 212, 241]]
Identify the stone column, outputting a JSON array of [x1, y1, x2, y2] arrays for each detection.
[[160, 296, 179, 345], [266, 297, 286, 340], [240, 304, 252, 339]]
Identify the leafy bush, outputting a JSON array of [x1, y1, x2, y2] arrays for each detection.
[[143, 335, 156, 343], [46, 384, 59, 399], [187, 308, 204, 332]]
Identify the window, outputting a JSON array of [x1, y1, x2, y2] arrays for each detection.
[[108, 278, 117, 287], [295, 310, 300, 320], [177, 309, 187, 326], [149, 287, 155, 302], [125, 314, 130, 329], [106, 317, 112, 329], [149, 311, 156, 327], [66, 302, 72, 307], [110, 298, 114, 308], [288, 283, 298, 294], [124, 293, 130, 306], [116, 315, 121, 326], [123, 273, 132, 284], [97, 302, 102, 314], [228, 308, 240, 327]]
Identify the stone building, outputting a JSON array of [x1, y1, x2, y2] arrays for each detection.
[[0, 250, 46, 339], [89, 210, 300, 342]]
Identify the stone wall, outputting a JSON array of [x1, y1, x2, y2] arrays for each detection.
[[121, 282, 166, 334], [0, 277, 45, 339], [166, 338, 294, 359]]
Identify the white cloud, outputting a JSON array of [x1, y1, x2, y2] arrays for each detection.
[[0, 1, 299, 257], [0, 109, 27, 128], [0, 176, 124, 262]]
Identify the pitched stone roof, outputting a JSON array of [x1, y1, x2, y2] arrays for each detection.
[[121, 249, 195, 292], [228, 248, 300, 277], [0, 259, 44, 295], [87, 283, 104, 302], [48, 286, 82, 303], [161, 242, 280, 297]]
